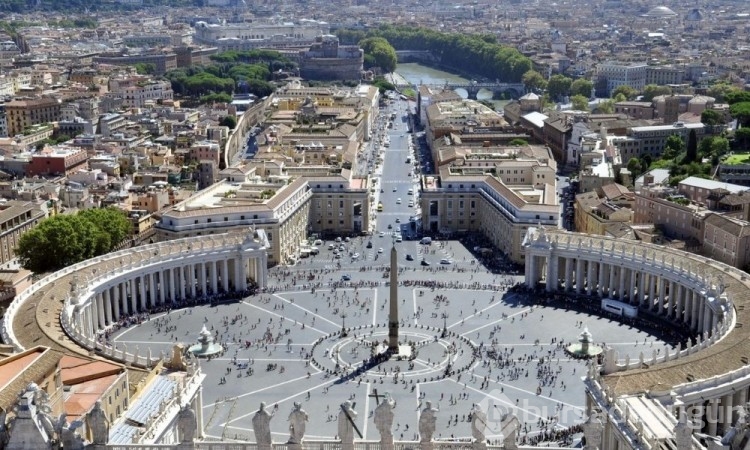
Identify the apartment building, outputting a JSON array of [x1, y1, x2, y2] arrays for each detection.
[[5, 97, 61, 137], [27, 147, 88, 177], [645, 66, 686, 86], [702, 213, 750, 269], [634, 185, 706, 243], [0, 200, 45, 266], [613, 122, 705, 160], [595, 61, 648, 96], [117, 80, 174, 108]]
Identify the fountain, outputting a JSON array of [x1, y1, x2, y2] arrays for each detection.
[[188, 325, 224, 358], [565, 328, 603, 359]]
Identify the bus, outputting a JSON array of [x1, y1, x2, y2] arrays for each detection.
[[601, 298, 638, 318], [377, 202, 384, 212]]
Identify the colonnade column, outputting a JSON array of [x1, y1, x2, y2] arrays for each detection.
[[649, 275, 657, 311], [659, 278, 667, 315], [210, 261, 218, 294], [130, 278, 137, 313], [668, 281, 676, 317], [149, 273, 157, 306], [239, 257, 248, 291], [158, 271, 166, 304], [693, 291, 702, 331], [564, 258, 573, 292], [597, 262, 605, 297], [223, 259, 230, 292], [180, 266, 186, 300], [259, 252, 268, 288], [638, 272, 646, 306], [190, 264, 197, 298], [721, 394, 734, 435], [586, 261, 594, 295], [113, 285, 120, 320], [170, 267, 177, 302], [120, 283, 127, 316], [707, 398, 719, 436], [104, 289, 113, 325], [618, 267, 626, 300], [95, 294, 104, 329], [198, 262, 206, 295], [575, 259, 584, 294], [140, 276, 147, 310], [547, 255, 560, 292], [629, 269, 637, 304]]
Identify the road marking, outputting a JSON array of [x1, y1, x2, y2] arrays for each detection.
[[272, 293, 339, 328], [240, 301, 328, 335]]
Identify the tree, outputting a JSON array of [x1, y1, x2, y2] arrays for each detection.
[[641, 84, 672, 102], [508, 138, 528, 146], [359, 37, 397, 73], [611, 85, 636, 100], [570, 79, 593, 98], [701, 109, 723, 126], [736, 128, 750, 150], [522, 70, 547, 92], [571, 95, 589, 111], [133, 63, 156, 75], [627, 157, 644, 179], [685, 129, 697, 163], [663, 135, 685, 160], [16, 208, 131, 273], [372, 78, 395, 94], [730, 102, 750, 128], [547, 74, 572, 101], [596, 99, 615, 114], [219, 116, 237, 130]]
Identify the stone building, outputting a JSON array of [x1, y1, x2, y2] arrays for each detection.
[[298, 35, 363, 81]]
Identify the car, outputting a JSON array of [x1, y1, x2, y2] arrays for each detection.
[[395, 218, 401, 223], [378, 248, 384, 253], [339, 245, 346, 251], [345, 237, 351, 242], [335, 253, 342, 259], [396, 198, 402, 204], [328, 244, 335, 250], [352, 253, 360, 259], [341, 274, 351, 281], [379, 231, 385, 237], [381, 189, 384, 193], [314, 239, 323, 246], [408, 201, 414, 207], [393, 187, 397, 192], [366, 241, 373, 249], [396, 236, 403, 242], [408, 172, 412, 176], [335, 237, 342, 243], [387, 224, 392, 229], [407, 189, 413, 195], [421, 260, 430, 266], [440, 259, 452, 265], [406, 254, 414, 261]]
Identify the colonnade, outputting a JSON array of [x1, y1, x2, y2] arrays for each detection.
[[524, 230, 726, 337], [60, 229, 270, 348]]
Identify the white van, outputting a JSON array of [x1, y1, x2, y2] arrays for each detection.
[[420, 237, 432, 245]]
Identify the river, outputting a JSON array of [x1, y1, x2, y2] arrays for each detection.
[[394, 62, 510, 111]]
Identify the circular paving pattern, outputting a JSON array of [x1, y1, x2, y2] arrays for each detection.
[[310, 325, 477, 383]]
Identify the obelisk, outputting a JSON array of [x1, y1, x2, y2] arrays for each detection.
[[388, 235, 399, 353]]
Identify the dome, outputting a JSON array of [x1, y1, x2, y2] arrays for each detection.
[[645, 6, 678, 17]]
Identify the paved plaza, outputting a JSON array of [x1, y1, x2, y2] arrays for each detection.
[[112, 237, 676, 444]]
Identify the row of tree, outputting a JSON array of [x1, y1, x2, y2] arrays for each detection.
[[359, 37, 398, 73], [17, 208, 132, 273], [336, 25, 532, 82], [164, 50, 292, 101]]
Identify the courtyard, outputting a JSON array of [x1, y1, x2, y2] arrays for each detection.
[[111, 236, 676, 444]]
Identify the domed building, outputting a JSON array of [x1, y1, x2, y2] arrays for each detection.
[[644, 5, 678, 17]]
